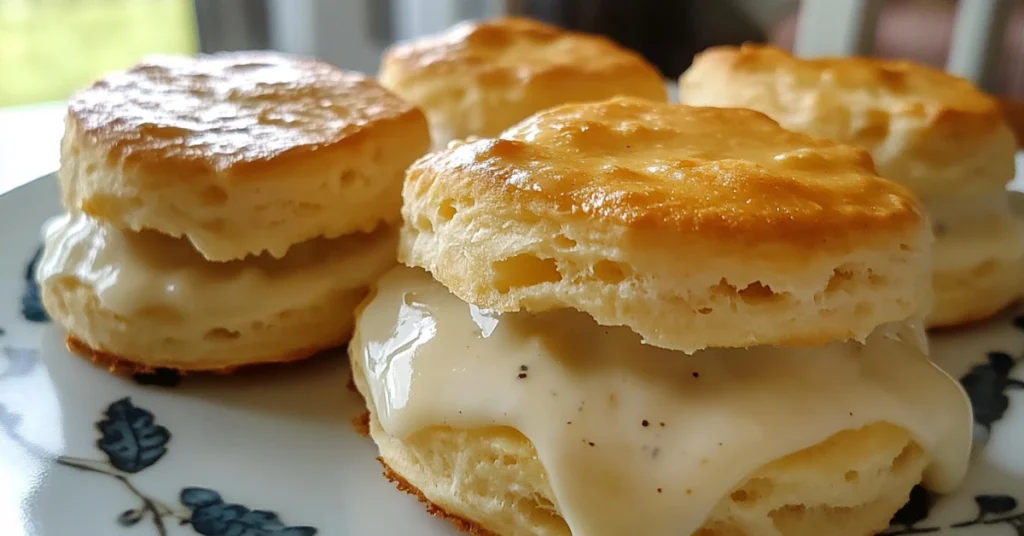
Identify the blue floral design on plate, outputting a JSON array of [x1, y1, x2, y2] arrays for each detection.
[[20, 245, 49, 323], [181, 488, 317, 536], [0, 349, 318, 536]]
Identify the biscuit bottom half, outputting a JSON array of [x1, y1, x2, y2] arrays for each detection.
[[37, 213, 398, 371], [349, 266, 973, 536], [927, 191, 1024, 328]]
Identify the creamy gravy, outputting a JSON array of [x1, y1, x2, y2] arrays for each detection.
[[37, 212, 397, 322], [354, 266, 972, 536]]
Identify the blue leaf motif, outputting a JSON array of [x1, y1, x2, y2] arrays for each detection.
[[117, 508, 144, 526], [975, 494, 1018, 516], [191, 503, 248, 535], [95, 398, 170, 473], [21, 246, 50, 323], [181, 487, 223, 509], [237, 511, 285, 531], [180, 488, 318, 535]]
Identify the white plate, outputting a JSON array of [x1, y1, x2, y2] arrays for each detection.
[[2, 175, 1024, 536]]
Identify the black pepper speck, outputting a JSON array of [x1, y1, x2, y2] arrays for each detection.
[[517, 372, 528, 379], [642, 420, 649, 427], [692, 372, 700, 379], [519, 364, 528, 372], [588, 441, 595, 447], [657, 488, 662, 493], [659, 422, 665, 427]]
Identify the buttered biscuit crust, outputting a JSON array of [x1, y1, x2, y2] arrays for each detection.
[[380, 17, 667, 147], [63, 52, 429, 260], [401, 98, 930, 352], [679, 44, 1016, 197]]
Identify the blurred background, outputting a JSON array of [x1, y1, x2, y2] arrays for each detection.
[[1, 0, 1023, 189]]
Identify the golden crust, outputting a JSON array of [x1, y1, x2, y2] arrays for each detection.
[[401, 97, 930, 351], [68, 51, 423, 175], [379, 17, 667, 146], [63, 52, 429, 260], [381, 17, 662, 88], [679, 44, 1016, 196], [379, 459, 497, 536], [408, 97, 918, 251]]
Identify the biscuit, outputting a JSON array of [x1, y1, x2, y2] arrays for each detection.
[[400, 97, 929, 353], [37, 213, 397, 371], [679, 44, 1016, 197], [357, 379, 926, 536], [379, 17, 667, 148], [927, 193, 1024, 327], [347, 266, 971, 536], [62, 52, 429, 261], [679, 45, 1024, 327]]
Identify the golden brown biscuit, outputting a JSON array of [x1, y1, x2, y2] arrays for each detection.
[[347, 266, 971, 536], [679, 44, 1024, 328], [679, 44, 1015, 197], [37, 213, 397, 371], [927, 193, 1024, 327], [62, 52, 429, 261], [401, 97, 929, 353], [379, 17, 667, 148]]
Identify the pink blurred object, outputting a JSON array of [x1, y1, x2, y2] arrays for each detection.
[[772, 1, 1024, 97]]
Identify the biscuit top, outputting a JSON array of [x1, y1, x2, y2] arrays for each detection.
[[691, 44, 996, 114], [381, 17, 662, 88], [413, 97, 921, 252], [67, 52, 422, 174], [680, 44, 1016, 194]]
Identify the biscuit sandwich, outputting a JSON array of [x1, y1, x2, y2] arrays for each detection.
[[378, 17, 667, 149], [37, 52, 429, 371], [349, 98, 972, 535], [679, 43, 1024, 328]]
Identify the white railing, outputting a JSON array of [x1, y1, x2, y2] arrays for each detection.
[[793, 0, 1014, 91]]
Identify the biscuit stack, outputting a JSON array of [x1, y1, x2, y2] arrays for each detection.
[[37, 52, 429, 371], [379, 17, 668, 148], [680, 44, 1024, 328], [349, 98, 972, 536]]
